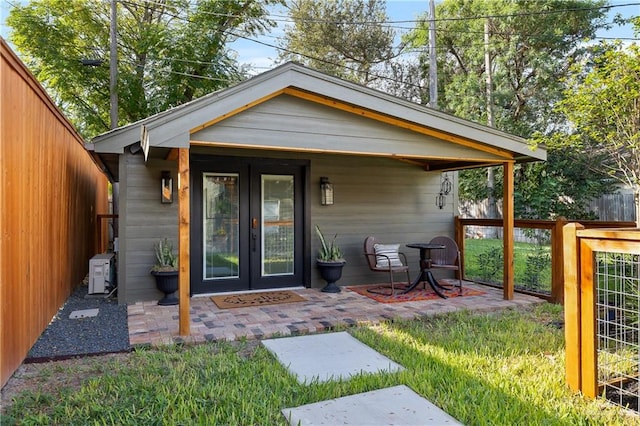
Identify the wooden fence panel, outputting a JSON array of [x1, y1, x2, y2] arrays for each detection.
[[1, 39, 108, 388]]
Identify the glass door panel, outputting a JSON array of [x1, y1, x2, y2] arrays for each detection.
[[261, 175, 295, 276], [203, 173, 239, 280]]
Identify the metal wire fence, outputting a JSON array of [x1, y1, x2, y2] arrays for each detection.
[[596, 252, 640, 411]]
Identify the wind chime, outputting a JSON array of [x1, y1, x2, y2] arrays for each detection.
[[436, 172, 452, 209]]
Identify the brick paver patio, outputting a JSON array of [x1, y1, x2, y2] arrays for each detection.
[[127, 281, 545, 347]]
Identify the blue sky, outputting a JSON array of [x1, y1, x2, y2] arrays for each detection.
[[1, 0, 638, 70]]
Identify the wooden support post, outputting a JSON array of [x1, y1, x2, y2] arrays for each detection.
[[563, 222, 584, 392], [502, 161, 514, 300], [454, 215, 464, 280], [551, 218, 568, 304], [178, 148, 190, 336]]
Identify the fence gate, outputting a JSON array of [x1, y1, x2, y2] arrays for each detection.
[[564, 224, 640, 412]]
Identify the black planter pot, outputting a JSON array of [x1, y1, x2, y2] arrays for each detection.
[[151, 270, 179, 305], [317, 260, 346, 293]]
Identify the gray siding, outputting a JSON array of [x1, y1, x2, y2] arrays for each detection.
[[118, 152, 179, 303], [191, 95, 502, 162], [119, 147, 455, 302], [308, 154, 456, 287]]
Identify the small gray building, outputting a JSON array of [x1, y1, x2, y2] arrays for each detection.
[[90, 62, 545, 304]]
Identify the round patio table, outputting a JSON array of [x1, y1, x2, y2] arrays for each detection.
[[404, 243, 449, 298]]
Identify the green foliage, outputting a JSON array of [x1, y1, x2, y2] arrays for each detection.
[[7, 0, 280, 138], [459, 145, 611, 220], [410, 0, 607, 133], [278, 0, 398, 86], [152, 238, 178, 271], [315, 225, 344, 262], [547, 42, 640, 209], [477, 245, 504, 282], [464, 238, 552, 293], [523, 248, 551, 291]]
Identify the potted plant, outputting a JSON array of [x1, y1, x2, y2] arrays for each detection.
[[150, 238, 179, 305], [315, 225, 346, 293]]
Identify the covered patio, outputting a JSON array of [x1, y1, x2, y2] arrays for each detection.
[[90, 62, 547, 339], [127, 281, 544, 347]]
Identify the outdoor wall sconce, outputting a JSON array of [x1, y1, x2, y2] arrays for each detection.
[[320, 176, 334, 206], [161, 171, 173, 204], [435, 172, 451, 209], [441, 172, 452, 195]]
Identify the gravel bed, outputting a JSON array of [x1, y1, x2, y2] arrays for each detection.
[[27, 285, 130, 361]]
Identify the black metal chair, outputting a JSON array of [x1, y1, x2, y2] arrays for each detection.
[[363, 236, 411, 295], [429, 235, 463, 293]]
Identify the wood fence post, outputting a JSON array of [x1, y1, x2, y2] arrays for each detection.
[[579, 237, 598, 398], [563, 222, 584, 392], [551, 217, 568, 304]]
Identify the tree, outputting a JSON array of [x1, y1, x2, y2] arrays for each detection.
[[406, 0, 611, 220], [278, 0, 399, 86], [548, 42, 640, 225], [7, 0, 280, 138]]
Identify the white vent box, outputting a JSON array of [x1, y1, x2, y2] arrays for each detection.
[[89, 253, 115, 294]]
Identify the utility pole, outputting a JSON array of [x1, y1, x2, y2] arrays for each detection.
[[484, 18, 494, 128], [109, 0, 120, 251], [428, 0, 438, 109], [485, 18, 498, 223], [109, 0, 118, 129]]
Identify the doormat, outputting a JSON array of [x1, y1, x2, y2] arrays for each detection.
[[347, 283, 485, 304], [211, 290, 306, 309]]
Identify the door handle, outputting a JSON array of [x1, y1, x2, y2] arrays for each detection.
[[251, 218, 258, 252]]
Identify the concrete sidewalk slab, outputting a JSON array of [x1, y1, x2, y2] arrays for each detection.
[[262, 331, 404, 384], [282, 385, 462, 425]]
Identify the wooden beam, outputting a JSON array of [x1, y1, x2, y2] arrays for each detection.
[[178, 148, 190, 336], [190, 140, 498, 170], [503, 161, 514, 300], [563, 222, 584, 392], [166, 148, 179, 161]]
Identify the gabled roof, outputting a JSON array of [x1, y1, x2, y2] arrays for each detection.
[[90, 62, 545, 180]]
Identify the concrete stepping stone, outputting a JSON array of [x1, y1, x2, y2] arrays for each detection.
[[69, 308, 99, 319], [282, 384, 462, 425], [261, 331, 404, 384]]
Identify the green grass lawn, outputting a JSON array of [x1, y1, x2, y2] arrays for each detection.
[[464, 238, 552, 293], [2, 304, 637, 425]]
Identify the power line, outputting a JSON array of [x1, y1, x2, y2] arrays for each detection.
[[125, 0, 640, 25]]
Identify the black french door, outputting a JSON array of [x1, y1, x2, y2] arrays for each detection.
[[191, 156, 307, 294]]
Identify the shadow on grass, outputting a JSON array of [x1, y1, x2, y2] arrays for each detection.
[[349, 307, 590, 425]]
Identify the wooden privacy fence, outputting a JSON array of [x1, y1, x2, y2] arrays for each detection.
[[563, 225, 640, 410], [454, 217, 636, 303], [0, 39, 109, 388]]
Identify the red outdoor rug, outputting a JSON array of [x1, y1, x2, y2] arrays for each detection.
[[347, 283, 485, 303]]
